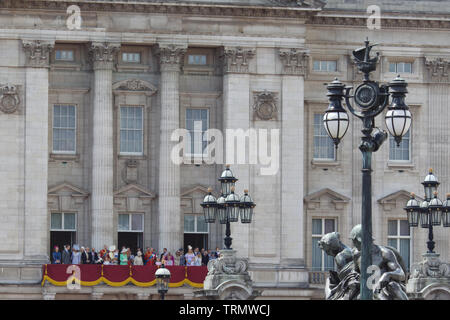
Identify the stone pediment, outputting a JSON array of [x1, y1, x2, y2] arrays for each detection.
[[112, 79, 157, 95], [181, 185, 216, 197], [47, 182, 89, 211], [378, 189, 422, 211], [304, 188, 350, 210], [114, 183, 156, 199], [48, 182, 89, 197], [181, 185, 217, 213]]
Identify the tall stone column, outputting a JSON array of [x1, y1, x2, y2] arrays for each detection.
[[22, 40, 54, 261], [157, 44, 186, 253], [278, 48, 307, 267], [222, 47, 255, 258], [89, 42, 120, 250]]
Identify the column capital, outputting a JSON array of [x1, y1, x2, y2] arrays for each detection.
[[156, 43, 187, 72], [278, 48, 309, 76], [221, 46, 256, 74], [425, 56, 450, 83], [89, 42, 121, 71], [22, 40, 54, 68]]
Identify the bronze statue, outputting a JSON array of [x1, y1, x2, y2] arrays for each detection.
[[318, 225, 409, 300], [318, 232, 360, 300], [349, 225, 408, 300]]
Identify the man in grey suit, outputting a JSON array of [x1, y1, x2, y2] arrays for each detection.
[[62, 245, 72, 264]]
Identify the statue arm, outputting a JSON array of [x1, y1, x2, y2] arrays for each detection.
[[380, 249, 406, 284]]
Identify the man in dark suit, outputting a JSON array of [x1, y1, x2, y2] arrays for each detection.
[[62, 245, 72, 264], [81, 247, 90, 264], [90, 248, 99, 264]]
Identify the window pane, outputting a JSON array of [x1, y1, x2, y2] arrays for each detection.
[[399, 220, 410, 236], [312, 236, 322, 270], [312, 219, 322, 235], [324, 219, 335, 234], [404, 62, 412, 73], [388, 238, 397, 249], [388, 220, 397, 236], [64, 213, 76, 230], [324, 253, 335, 271], [399, 239, 410, 271], [131, 214, 143, 231], [389, 62, 396, 73], [118, 214, 129, 231], [327, 61, 337, 72], [184, 215, 195, 233], [51, 213, 62, 230], [313, 60, 320, 71], [196, 215, 208, 233]]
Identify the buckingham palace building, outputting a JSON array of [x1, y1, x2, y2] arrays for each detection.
[[0, 0, 449, 299]]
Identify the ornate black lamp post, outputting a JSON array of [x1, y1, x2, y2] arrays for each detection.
[[323, 39, 412, 300], [155, 265, 171, 300], [404, 169, 450, 253], [200, 165, 256, 250]]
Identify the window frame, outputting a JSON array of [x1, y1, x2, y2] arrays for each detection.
[[52, 104, 77, 154], [313, 113, 336, 161], [118, 213, 144, 233], [312, 59, 338, 72], [184, 214, 209, 234], [119, 105, 144, 156], [387, 219, 412, 271], [50, 212, 77, 232], [185, 108, 210, 157], [122, 52, 141, 64], [388, 128, 411, 162], [55, 49, 75, 62], [389, 61, 413, 74], [311, 217, 337, 271]]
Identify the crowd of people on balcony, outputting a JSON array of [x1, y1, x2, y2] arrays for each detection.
[[51, 244, 220, 267]]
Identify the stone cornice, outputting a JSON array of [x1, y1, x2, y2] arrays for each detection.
[[425, 57, 450, 83], [222, 46, 256, 74], [307, 14, 450, 30], [89, 42, 121, 71], [22, 40, 54, 68], [0, 0, 320, 19], [278, 48, 309, 76]]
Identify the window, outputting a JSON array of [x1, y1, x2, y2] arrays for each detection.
[[122, 52, 141, 63], [387, 219, 411, 271], [311, 218, 336, 271], [118, 213, 143, 232], [120, 106, 143, 155], [313, 114, 335, 160], [53, 105, 76, 153], [184, 214, 209, 233], [50, 213, 76, 231], [389, 62, 412, 73], [188, 54, 207, 65], [55, 50, 74, 61], [313, 60, 337, 72], [389, 129, 410, 161], [186, 109, 209, 156]]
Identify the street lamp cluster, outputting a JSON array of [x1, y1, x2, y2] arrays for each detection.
[[201, 165, 256, 250], [404, 169, 450, 253], [322, 39, 412, 300]]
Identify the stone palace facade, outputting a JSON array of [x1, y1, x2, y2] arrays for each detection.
[[0, 0, 449, 299]]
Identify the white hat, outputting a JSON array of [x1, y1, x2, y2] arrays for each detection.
[[121, 248, 127, 253]]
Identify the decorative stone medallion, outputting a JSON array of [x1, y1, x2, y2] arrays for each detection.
[[0, 84, 20, 114], [252, 90, 278, 120]]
